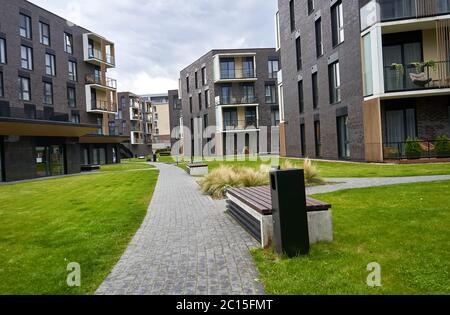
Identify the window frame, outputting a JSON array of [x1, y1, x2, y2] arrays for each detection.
[[296, 37, 302, 71], [289, 0, 296, 32], [0, 72, 4, 98], [268, 59, 279, 79], [18, 76, 31, 101], [331, 0, 345, 47], [205, 89, 210, 108], [0, 38, 6, 64], [201, 67, 207, 85], [39, 22, 51, 46], [68, 61, 77, 82], [312, 72, 319, 109], [265, 84, 277, 104], [64, 32, 73, 54], [20, 14, 32, 39], [67, 86, 76, 108], [315, 17, 323, 58], [45, 53, 56, 76], [298, 80, 304, 114], [314, 120, 321, 158], [308, 0, 315, 15], [43, 81, 53, 105], [21, 45, 33, 70], [328, 61, 341, 104]]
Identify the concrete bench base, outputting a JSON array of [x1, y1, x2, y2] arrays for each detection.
[[81, 165, 100, 172], [187, 164, 209, 176]]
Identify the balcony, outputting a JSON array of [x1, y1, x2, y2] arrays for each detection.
[[384, 60, 450, 92], [219, 68, 256, 80], [0, 107, 70, 122], [223, 119, 259, 132], [384, 138, 450, 159], [85, 73, 117, 90], [89, 99, 117, 113], [131, 131, 144, 145], [379, 0, 450, 22], [83, 33, 116, 68], [213, 54, 257, 83], [216, 96, 259, 106]]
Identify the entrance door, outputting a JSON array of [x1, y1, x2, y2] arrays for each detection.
[[35, 145, 65, 177]]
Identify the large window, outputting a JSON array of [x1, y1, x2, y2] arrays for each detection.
[[331, 1, 345, 46], [315, 18, 323, 58], [64, 33, 73, 54], [308, 0, 315, 15], [45, 53, 56, 76], [21, 46, 33, 70], [243, 84, 256, 103], [362, 33, 373, 96], [329, 61, 341, 104], [43, 82, 53, 105], [298, 80, 304, 114], [314, 121, 321, 158], [201, 67, 207, 85], [20, 14, 32, 39], [296, 37, 302, 71], [0, 72, 3, 98], [39, 22, 50, 46], [242, 57, 255, 78], [337, 115, 350, 159], [265, 84, 277, 104], [300, 124, 306, 157], [68, 61, 77, 81], [220, 58, 235, 79], [0, 38, 6, 64], [220, 85, 231, 104], [268, 60, 279, 79], [385, 108, 416, 144], [68, 86, 76, 108], [289, 0, 296, 31], [18, 76, 31, 101], [312, 72, 318, 109]]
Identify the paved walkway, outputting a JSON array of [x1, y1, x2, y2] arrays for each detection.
[[307, 175, 450, 195], [96, 163, 264, 295]]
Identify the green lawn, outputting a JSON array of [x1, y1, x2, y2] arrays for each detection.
[[0, 170, 159, 294], [100, 163, 154, 172], [252, 181, 450, 295], [186, 157, 450, 178]]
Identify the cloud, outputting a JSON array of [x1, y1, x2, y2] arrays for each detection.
[[28, 0, 278, 94]]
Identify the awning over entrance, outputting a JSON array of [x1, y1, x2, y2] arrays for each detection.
[[0, 117, 98, 137], [79, 135, 130, 144]]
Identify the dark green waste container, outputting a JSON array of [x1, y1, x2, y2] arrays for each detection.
[[270, 169, 310, 257]]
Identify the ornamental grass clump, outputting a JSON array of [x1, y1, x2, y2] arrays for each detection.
[[302, 158, 326, 186]]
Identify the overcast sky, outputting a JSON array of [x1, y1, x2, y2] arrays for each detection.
[[29, 0, 278, 94]]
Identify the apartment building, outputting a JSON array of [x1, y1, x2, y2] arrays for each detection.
[[277, 0, 450, 162], [143, 93, 171, 150], [179, 48, 280, 157], [115, 92, 152, 157], [168, 89, 183, 149], [0, 0, 125, 182]]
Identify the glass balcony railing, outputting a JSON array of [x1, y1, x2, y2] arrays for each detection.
[[0, 107, 70, 122], [85, 73, 117, 89], [217, 96, 258, 106], [379, 0, 450, 22], [219, 68, 256, 80], [91, 99, 117, 112], [88, 49, 115, 65], [223, 119, 259, 131], [384, 60, 450, 92]]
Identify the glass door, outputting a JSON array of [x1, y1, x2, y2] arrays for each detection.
[[50, 145, 65, 176], [36, 145, 65, 178], [337, 115, 350, 159], [36, 146, 48, 178]]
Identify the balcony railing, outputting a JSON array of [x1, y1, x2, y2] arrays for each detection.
[[219, 68, 256, 80], [216, 96, 258, 106], [223, 119, 259, 131], [384, 139, 450, 159], [379, 0, 450, 22], [384, 61, 450, 92], [88, 49, 115, 65], [0, 107, 70, 122], [91, 99, 117, 112], [85, 74, 117, 89]]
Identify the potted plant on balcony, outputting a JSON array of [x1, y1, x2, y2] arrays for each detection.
[[390, 63, 404, 89], [409, 60, 436, 87]]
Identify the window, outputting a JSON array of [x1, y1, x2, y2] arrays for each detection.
[[265, 84, 277, 104], [308, 0, 315, 14], [296, 37, 302, 70], [315, 18, 323, 58], [39, 22, 50, 46], [0, 72, 3, 98], [198, 92, 202, 110], [186, 76, 190, 93], [71, 111, 80, 124], [331, 1, 344, 46], [189, 96, 193, 113], [204, 114, 209, 128], [300, 124, 306, 157], [337, 115, 350, 159], [21, 46, 33, 70], [68, 61, 77, 81], [43, 82, 53, 105], [329, 61, 341, 104], [298, 80, 304, 114], [0, 38, 6, 64], [243, 84, 256, 103], [271, 109, 280, 126], [45, 54, 56, 76], [220, 58, 235, 79], [242, 57, 255, 78], [312, 72, 318, 109], [289, 0, 296, 31], [205, 90, 210, 108], [20, 14, 32, 39], [195, 71, 198, 89], [362, 33, 373, 96], [314, 121, 321, 157], [64, 33, 73, 54], [201, 67, 206, 85], [68, 87, 76, 108], [268, 60, 279, 79], [18, 76, 31, 101]]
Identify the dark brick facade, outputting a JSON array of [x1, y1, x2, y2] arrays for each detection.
[[168, 89, 182, 148]]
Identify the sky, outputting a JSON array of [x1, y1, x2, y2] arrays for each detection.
[[29, 0, 278, 94]]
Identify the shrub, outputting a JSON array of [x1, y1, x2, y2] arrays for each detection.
[[405, 138, 422, 159], [435, 135, 450, 157], [303, 158, 326, 186]]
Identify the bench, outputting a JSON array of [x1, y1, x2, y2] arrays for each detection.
[[226, 186, 333, 248], [187, 164, 209, 176], [81, 165, 100, 172]]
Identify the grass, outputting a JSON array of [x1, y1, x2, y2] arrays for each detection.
[[0, 170, 159, 294], [121, 158, 150, 163], [192, 157, 450, 178], [100, 163, 154, 172], [252, 180, 450, 295]]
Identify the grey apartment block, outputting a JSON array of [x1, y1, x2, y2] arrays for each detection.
[[168, 89, 182, 149], [116, 92, 153, 158], [277, 0, 450, 162], [0, 0, 125, 182], [179, 48, 280, 157]]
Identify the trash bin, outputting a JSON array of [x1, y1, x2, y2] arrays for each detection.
[[270, 169, 310, 257], [152, 154, 157, 162]]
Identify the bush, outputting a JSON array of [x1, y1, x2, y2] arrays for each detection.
[[405, 138, 422, 159], [435, 135, 450, 157]]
